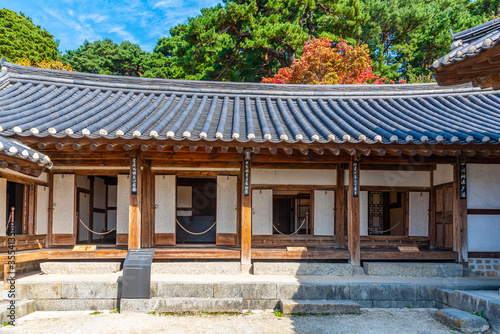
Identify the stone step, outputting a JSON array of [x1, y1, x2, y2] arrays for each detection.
[[0, 300, 35, 324], [40, 261, 121, 275], [120, 297, 243, 313], [363, 262, 463, 277], [435, 309, 490, 333], [280, 299, 360, 315], [151, 262, 241, 275], [253, 262, 353, 275]]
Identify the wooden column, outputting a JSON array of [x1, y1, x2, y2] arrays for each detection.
[[348, 159, 360, 266], [27, 185, 35, 235], [141, 160, 153, 248], [335, 164, 346, 248], [240, 149, 252, 266], [128, 152, 142, 249], [48, 172, 54, 247], [453, 161, 468, 262]]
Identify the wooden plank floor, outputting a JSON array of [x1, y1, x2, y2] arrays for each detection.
[[0, 247, 457, 263]]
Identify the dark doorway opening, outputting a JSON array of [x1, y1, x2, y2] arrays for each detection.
[[6, 181, 24, 235], [273, 191, 311, 235], [76, 176, 117, 244], [176, 177, 217, 244]]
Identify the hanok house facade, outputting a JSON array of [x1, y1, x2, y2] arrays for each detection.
[[0, 50, 499, 273]]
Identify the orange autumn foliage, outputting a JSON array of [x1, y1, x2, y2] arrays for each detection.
[[262, 38, 387, 85], [15, 58, 75, 71]]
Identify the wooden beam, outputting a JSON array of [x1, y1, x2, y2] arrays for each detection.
[[313, 148, 324, 156], [173, 145, 182, 152], [283, 148, 293, 155], [221, 146, 229, 153], [72, 143, 81, 151], [106, 144, 115, 151], [329, 148, 340, 155], [141, 144, 149, 152], [38, 143, 47, 150], [205, 146, 213, 153], [157, 145, 164, 152], [348, 159, 360, 266], [189, 146, 197, 153], [375, 149, 386, 157], [386, 149, 402, 156], [269, 147, 277, 155], [90, 143, 99, 151], [241, 157, 252, 267], [361, 149, 371, 156], [128, 152, 141, 249], [336, 164, 346, 248], [123, 144, 132, 151], [55, 143, 65, 150], [252, 147, 261, 154], [453, 161, 468, 262], [299, 148, 309, 155], [417, 150, 432, 157]]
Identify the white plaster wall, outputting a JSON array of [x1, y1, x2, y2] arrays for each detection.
[[217, 175, 237, 234], [468, 215, 500, 252], [93, 177, 106, 210], [409, 192, 429, 236], [76, 175, 90, 190], [93, 212, 105, 240], [53, 174, 75, 234], [36, 185, 49, 235], [78, 192, 89, 241], [467, 164, 500, 209], [108, 185, 117, 207], [252, 189, 273, 235], [434, 164, 453, 186], [0, 178, 6, 236], [252, 169, 336, 186], [313, 190, 335, 236], [360, 170, 430, 187], [117, 175, 130, 234], [360, 191, 368, 236], [155, 175, 176, 234]]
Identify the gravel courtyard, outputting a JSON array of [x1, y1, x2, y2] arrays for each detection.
[[0, 308, 461, 334]]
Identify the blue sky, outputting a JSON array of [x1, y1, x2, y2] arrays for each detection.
[[4, 0, 222, 53]]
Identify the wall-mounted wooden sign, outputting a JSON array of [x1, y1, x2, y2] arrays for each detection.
[[131, 157, 138, 195], [352, 160, 359, 198], [460, 162, 467, 199], [244, 159, 250, 196]]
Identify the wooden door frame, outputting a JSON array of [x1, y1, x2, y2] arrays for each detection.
[[76, 187, 91, 244], [433, 182, 453, 250]]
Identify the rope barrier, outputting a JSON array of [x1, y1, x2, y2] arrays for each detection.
[[79, 218, 116, 235], [176, 219, 216, 235], [367, 220, 402, 234], [272, 217, 307, 236]]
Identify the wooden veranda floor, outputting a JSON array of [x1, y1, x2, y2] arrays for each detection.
[[0, 246, 457, 263]]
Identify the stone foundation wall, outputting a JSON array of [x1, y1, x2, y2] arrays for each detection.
[[0, 260, 42, 280], [468, 258, 500, 276]]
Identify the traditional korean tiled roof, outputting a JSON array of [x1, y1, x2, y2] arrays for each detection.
[[0, 135, 52, 168], [1, 60, 500, 146], [432, 18, 500, 70]]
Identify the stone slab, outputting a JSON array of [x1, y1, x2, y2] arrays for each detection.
[[435, 309, 490, 333], [277, 283, 350, 300], [213, 283, 276, 299], [61, 282, 119, 299], [0, 300, 35, 324], [34, 299, 118, 311], [254, 262, 353, 276], [17, 282, 61, 299], [156, 282, 213, 298], [363, 262, 463, 277], [243, 299, 280, 310], [40, 262, 121, 275], [280, 299, 360, 314], [120, 298, 243, 313], [151, 262, 241, 275]]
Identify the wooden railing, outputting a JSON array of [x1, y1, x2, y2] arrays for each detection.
[[252, 235, 337, 248], [0, 235, 46, 252], [360, 236, 430, 249]]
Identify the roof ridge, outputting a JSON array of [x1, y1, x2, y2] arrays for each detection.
[[2, 60, 477, 97]]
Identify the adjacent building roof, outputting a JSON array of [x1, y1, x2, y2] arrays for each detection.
[[432, 18, 500, 88], [0, 135, 52, 168], [1, 60, 500, 146]]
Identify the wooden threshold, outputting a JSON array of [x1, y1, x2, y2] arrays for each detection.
[[251, 249, 350, 260], [360, 249, 458, 261]]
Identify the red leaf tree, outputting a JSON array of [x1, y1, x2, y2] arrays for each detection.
[[262, 38, 389, 85]]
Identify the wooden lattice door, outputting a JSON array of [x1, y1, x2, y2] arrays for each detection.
[[435, 184, 453, 249]]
